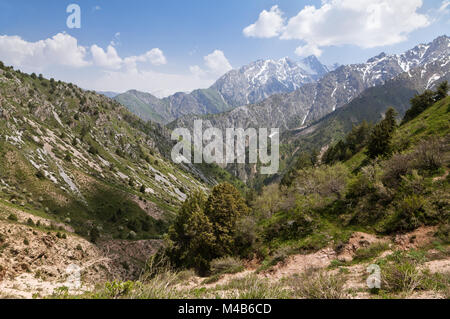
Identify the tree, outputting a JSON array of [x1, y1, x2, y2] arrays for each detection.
[[167, 184, 249, 274], [402, 90, 435, 124], [167, 191, 214, 272], [140, 184, 146, 193], [367, 108, 398, 159], [324, 121, 371, 164], [204, 183, 249, 258], [434, 80, 448, 102]]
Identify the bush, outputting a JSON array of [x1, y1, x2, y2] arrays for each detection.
[[8, 214, 18, 222], [35, 170, 46, 180], [210, 257, 244, 276], [382, 153, 413, 187], [381, 258, 424, 293], [90, 227, 100, 243], [413, 137, 446, 172], [383, 195, 436, 233], [88, 145, 99, 155], [353, 242, 390, 262]]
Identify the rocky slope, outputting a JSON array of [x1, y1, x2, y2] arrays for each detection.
[[169, 36, 450, 182], [172, 35, 450, 132], [114, 56, 329, 124], [0, 63, 212, 242]]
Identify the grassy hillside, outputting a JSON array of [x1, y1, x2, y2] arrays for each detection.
[[64, 95, 449, 300], [0, 63, 213, 241]]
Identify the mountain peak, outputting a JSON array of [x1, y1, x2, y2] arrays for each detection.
[[298, 55, 329, 76]]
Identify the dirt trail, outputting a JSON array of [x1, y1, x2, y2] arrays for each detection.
[[190, 226, 448, 298]]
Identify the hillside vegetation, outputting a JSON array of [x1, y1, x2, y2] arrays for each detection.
[[0, 62, 215, 242], [65, 87, 449, 300]]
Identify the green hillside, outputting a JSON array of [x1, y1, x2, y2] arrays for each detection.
[[0, 63, 213, 241]]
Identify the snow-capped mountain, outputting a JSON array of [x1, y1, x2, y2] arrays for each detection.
[[172, 35, 450, 132], [211, 56, 328, 107], [305, 35, 450, 123], [115, 56, 329, 124]]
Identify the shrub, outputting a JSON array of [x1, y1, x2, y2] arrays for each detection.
[[413, 137, 446, 172], [381, 258, 424, 293], [353, 242, 390, 262], [383, 195, 436, 233], [382, 153, 413, 187], [210, 257, 244, 276], [233, 216, 261, 258], [8, 214, 18, 222], [103, 281, 136, 299], [35, 170, 46, 180], [90, 227, 100, 243], [88, 145, 99, 155]]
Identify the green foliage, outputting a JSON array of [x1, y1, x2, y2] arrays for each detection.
[[402, 82, 448, 124], [167, 183, 249, 274], [353, 242, 390, 262], [7, 213, 18, 222], [204, 183, 249, 257], [367, 108, 398, 159], [383, 195, 436, 233], [380, 252, 427, 293], [210, 257, 244, 276], [103, 281, 136, 299], [324, 121, 371, 164], [289, 270, 348, 299]]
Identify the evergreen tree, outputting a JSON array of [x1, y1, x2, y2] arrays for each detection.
[[367, 108, 398, 159], [204, 183, 249, 257], [167, 191, 214, 272], [402, 90, 435, 124], [434, 80, 448, 102]]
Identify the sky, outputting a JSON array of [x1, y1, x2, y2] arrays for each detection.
[[0, 0, 449, 97]]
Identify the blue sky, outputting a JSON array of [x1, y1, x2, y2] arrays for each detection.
[[0, 0, 449, 96]]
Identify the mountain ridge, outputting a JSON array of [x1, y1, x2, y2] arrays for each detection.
[[114, 56, 329, 124]]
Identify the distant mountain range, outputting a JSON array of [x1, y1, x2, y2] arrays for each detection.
[[168, 35, 450, 182], [97, 91, 119, 99], [114, 56, 331, 124], [171, 35, 450, 132]]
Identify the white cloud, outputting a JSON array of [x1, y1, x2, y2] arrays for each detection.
[[83, 68, 215, 97], [243, 5, 285, 38], [0, 32, 90, 70], [190, 49, 232, 80], [244, 1, 431, 57], [295, 44, 323, 58], [438, 0, 450, 13], [91, 45, 122, 69], [204, 50, 232, 75], [0, 32, 225, 97], [91, 45, 167, 70]]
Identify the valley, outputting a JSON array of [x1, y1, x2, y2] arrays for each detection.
[[0, 35, 449, 300]]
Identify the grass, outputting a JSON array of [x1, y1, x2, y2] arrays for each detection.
[[353, 242, 390, 262], [288, 269, 348, 299]]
